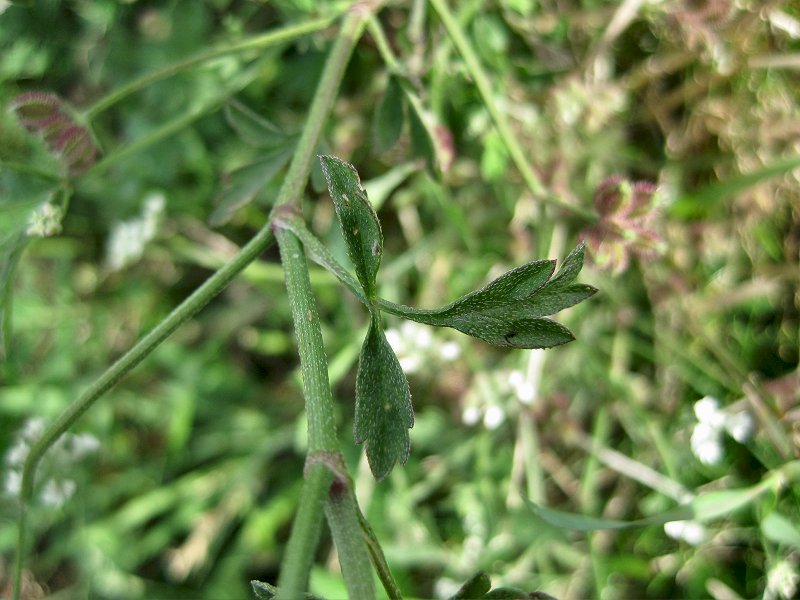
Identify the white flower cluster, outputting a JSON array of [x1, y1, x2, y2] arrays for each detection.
[[105, 192, 165, 272], [765, 557, 799, 600], [461, 367, 540, 430], [663, 519, 706, 546], [26, 200, 65, 237], [690, 396, 754, 465], [3, 417, 100, 507], [384, 320, 461, 374]]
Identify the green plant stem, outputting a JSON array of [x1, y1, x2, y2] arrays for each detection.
[[13, 7, 369, 600], [272, 7, 376, 600], [274, 464, 334, 599], [429, 0, 595, 221], [324, 477, 377, 600], [84, 14, 342, 119]]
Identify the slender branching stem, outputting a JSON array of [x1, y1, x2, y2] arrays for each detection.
[[14, 6, 375, 600], [84, 14, 342, 119], [429, 0, 596, 221], [273, 7, 376, 598]]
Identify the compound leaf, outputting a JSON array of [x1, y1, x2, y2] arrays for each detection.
[[379, 242, 597, 349]]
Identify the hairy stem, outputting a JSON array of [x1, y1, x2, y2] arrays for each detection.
[[272, 6, 376, 599]]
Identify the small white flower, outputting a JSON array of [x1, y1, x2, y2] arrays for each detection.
[[765, 558, 799, 600], [26, 201, 64, 237], [691, 422, 723, 465], [65, 432, 101, 459], [462, 405, 482, 426], [694, 396, 726, 428], [106, 192, 165, 271], [508, 369, 525, 389], [690, 396, 755, 464], [724, 411, 754, 443], [439, 341, 461, 361], [399, 355, 421, 374], [3, 470, 21, 496], [5, 440, 29, 467], [483, 405, 505, 430], [41, 479, 76, 507], [384, 329, 403, 353], [22, 418, 46, 441], [664, 520, 706, 546]]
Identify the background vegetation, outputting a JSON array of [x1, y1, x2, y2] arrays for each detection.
[[1, 1, 798, 598]]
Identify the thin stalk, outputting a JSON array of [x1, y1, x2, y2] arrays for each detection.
[[273, 7, 376, 599], [325, 478, 376, 600], [273, 464, 333, 599], [84, 14, 341, 119], [429, 0, 595, 221]]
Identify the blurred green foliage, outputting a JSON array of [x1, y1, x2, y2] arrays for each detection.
[[2, 1, 799, 599]]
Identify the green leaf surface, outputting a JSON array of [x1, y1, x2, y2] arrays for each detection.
[[225, 100, 294, 148], [210, 144, 295, 226], [373, 75, 405, 155], [406, 93, 437, 173], [761, 511, 800, 550], [250, 580, 326, 600], [319, 155, 383, 298], [379, 243, 597, 348], [450, 572, 491, 599], [355, 311, 413, 480]]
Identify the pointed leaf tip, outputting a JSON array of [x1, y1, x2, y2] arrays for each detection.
[[378, 243, 596, 349], [319, 155, 383, 298], [354, 314, 413, 480]]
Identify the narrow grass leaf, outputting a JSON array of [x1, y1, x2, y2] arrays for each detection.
[[373, 75, 405, 155], [355, 312, 413, 480], [526, 477, 773, 531], [210, 144, 295, 226], [671, 153, 800, 219], [225, 100, 293, 148], [320, 155, 383, 298]]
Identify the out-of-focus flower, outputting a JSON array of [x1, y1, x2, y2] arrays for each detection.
[[106, 192, 165, 272], [26, 201, 65, 237], [483, 405, 505, 430], [765, 557, 799, 600], [508, 367, 538, 405], [664, 520, 706, 546], [690, 396, 754, 465], [10, 91, 98, 174], [581, 176, 664, 275], [383, 320, 462, 376], [3, 417, 100, 508], [461, 367, 535, 429]]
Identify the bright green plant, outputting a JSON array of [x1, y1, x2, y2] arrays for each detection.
[[4, 2, 799, 599], [3, 5, 598, 599]]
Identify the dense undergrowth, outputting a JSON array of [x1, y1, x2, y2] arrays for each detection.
[[1, 1, 799, 598]]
